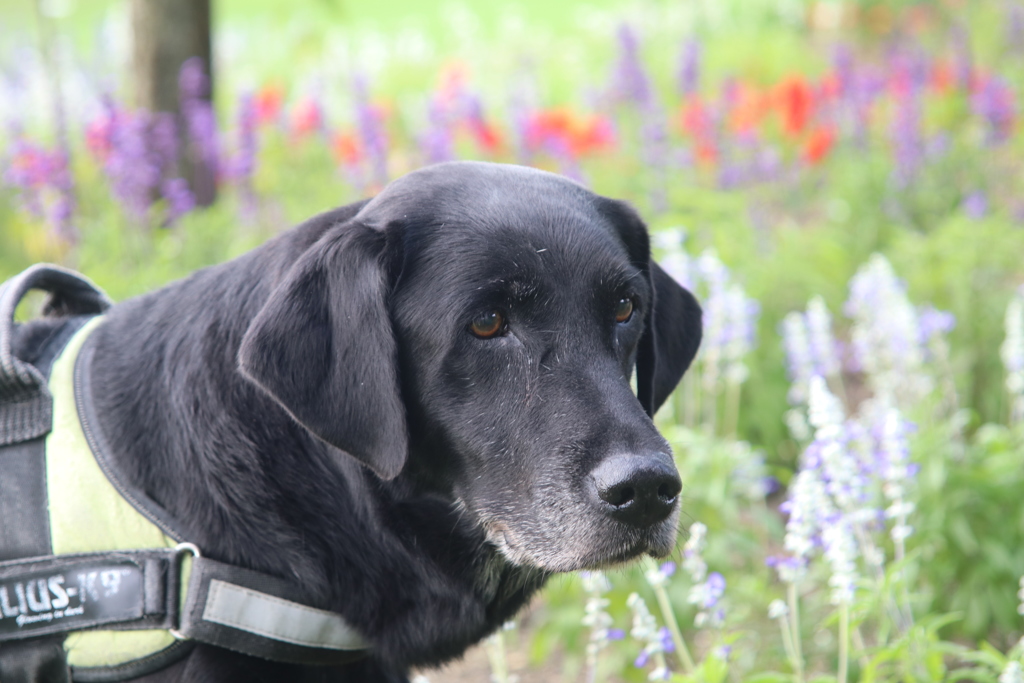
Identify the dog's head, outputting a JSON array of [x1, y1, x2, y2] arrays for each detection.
[[239, 162, 701, 572]]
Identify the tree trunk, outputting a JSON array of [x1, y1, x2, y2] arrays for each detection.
[[131, 0, 216, 207]]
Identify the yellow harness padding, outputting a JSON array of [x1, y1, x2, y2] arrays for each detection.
[[45, 317, 179, 667]]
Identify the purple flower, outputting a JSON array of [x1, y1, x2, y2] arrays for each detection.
[[104, 106, 161, 220], [161, 177, 194, 226], [917, 305, 955, 346], [972, 77, 1016, 146], [610, 24, 652, 106], [705, 572, 726, 607], [179, 57, 220, 202], [233, 93, 258, 181], [677, 37, 701, 97], [420, 94, 457, 164], [657, 626, 674, 653], [962, 191, 988, 219], [3, 125, 77, 241]]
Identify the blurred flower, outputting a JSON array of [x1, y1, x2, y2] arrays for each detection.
[[353, 75, 390, 190], [581, 571, 617, 658], [421, 94, 456, 164], [822, 511, 858, 605], [331, 131, 363, 166], [803, 125, 836, 164], [972, 76, 1016, 146], [290, 97, 324, 138], [103, 106, 162, 221], [162, 177, 194, 225], [806, 297, 841, 379], [524, 107, 614, 158], [677, 37, 701, 97], [233, 93, 258, 180], [254, 83, 284, 126], [627, 593, 672, 678], [917, 305, 956, 346], [3, 125, 76, 240], [610, 24, 651, 106], [776, 76, 814, 137], [778, 462, 831, 580], [689, 572, 726, 627], [645, 561, 676, 589], [845, 254, 931, 406], [179, 57, 220, 187], [679, 97, 718, 166], [1001, 661, 1023, 683], [682, 522, 708, 583], [782, 312, 815, 405], [877, 408, 916, 545], [768, 599, 789, 619]]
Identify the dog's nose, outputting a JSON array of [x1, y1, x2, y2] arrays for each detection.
[[589, 454, 681, 528]]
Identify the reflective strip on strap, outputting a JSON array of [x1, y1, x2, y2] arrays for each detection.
[[203, 580, 367, 651]]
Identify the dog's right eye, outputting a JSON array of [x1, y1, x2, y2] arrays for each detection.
[[469, 310, 506, 338]]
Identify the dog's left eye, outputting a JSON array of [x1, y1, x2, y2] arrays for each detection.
[[614, 297, 634, 323], [470, 310, 506, 338]]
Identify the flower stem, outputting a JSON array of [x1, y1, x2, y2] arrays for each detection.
[[644, 558, 696, 673], [485, 630, 510, 683], [838, 602, 850, 683], [787, 583, 805, 683]]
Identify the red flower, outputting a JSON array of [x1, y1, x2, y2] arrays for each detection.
[[802, 125, 836, 164], [728, 86, 771, 134], [930, 61, 954, 93], [255, 84, 284, 126], [467, 120, 503, 152], [290, 98, 322, 138], [680, 97, 714, 139], [776, 76, 814, 137], [526, 108, 614, 157], [85, 116, 115, 161], [331, 131, 362, 166]]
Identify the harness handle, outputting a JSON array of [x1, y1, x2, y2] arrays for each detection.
[[0, 264, 111, 445]]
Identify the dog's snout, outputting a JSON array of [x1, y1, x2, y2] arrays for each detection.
[[589, 454, 681, 527]]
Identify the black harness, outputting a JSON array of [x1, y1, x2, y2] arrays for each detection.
[[0, 265, 369, 681]]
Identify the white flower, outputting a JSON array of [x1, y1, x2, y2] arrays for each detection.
[[768, 599, 789, 619], [1000, 661, 1023, 683], [682, 522, 708, 582], [806, 296, 841, 378], [822, 513, 859, 605], [782, 312, 815, 405], [845, 254, 931, 406]]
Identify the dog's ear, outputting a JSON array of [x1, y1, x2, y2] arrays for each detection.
[[238, 221, 407, 480], [597, 198, 703, 417], [637, 261, 703, 416]]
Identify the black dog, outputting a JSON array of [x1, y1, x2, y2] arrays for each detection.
[[12, 161, 701, 681]]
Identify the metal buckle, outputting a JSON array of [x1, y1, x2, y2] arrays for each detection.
[[169, 542, 201, 640]]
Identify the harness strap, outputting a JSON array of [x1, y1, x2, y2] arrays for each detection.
[[177, 555, 367, 665], [0, 264, 110, 446], [1, 265, 109, 683], [0, 550, 368, 667]]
